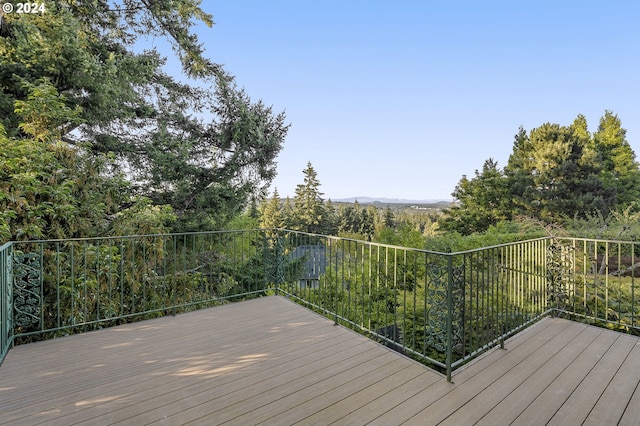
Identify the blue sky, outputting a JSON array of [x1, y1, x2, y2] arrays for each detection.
[[180, 1, 640, 201]]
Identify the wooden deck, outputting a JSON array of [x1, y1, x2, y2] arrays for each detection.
[[1, 296, 639, 425]]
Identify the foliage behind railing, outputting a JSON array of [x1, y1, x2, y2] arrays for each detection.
[[273, 231, 550, 379], [550, 237, 639, 334], [9, 231, 270, 344], [1, 231, 639, 379]]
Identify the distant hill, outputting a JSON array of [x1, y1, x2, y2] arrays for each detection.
[[333, 196, 452, 205], [330, 197, 453, 211]]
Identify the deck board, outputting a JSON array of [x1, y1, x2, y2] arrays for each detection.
[[1, 296, 639, 425], [510, 328, 621, 425], [583, 339, 640, 425], [473, 324, 604, 425], [546, 333, 638, 426], [438, 322, 588, 423]]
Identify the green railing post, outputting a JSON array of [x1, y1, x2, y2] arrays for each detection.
[[0, 242, 13, 366], [262, 231, 269, 294], [445, 254, 454, 383], [274, 233, 280, 296], [172, 236, 177, 317]]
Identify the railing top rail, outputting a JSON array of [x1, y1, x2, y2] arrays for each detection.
[[267, 230, 571, 256], [448, 236, 552, 255], [270, 228, 453, 255], [6, 229, 266, 245], [5, 230, 639, 257], [553, 236, 640, 245], [0, 242, 12, 251]]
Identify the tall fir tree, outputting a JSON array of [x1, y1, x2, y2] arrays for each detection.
[[293, 162, 327, 233]]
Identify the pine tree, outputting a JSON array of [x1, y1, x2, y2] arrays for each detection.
[[248, 196, 260, 219], [506, 118, 615, 221], [443, 113, 637, 234]]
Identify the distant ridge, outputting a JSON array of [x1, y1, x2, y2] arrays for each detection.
[[332, 196, 452, 204]]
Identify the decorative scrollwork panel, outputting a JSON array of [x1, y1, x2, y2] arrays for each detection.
[[13, 251, 42, 330], [425, 263, 465, 355]]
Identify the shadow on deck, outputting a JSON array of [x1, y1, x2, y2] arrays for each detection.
[[1, 296, 639, 425]]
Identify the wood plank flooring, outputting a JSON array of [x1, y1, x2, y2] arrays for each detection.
[[1, 296, 638, 425]]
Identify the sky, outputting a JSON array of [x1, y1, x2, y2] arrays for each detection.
[[172, 0, 640, 201]]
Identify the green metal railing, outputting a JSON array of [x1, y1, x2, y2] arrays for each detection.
[[550, 237, 639, 334], [8, 230, 269, 345], [273, 231, 550, 380], [448, 237, 550, 373], [0, 242, 12, 367], [1, 230, 639, 380]]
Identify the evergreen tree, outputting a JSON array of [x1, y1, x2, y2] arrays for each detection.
[[248, 197, 260, 220], [351, 200, 363, 233], [260, 189, 284, 231], [442, 112, 636, 234], [0, 2, 288, 235], [293, 162, 327, 233], [592, 111, 640, 207], [505, 117, 616, 222], [0, 81, 130, 241], [383, 207, 396, 229], [322, 199, 338, 235], [282, 196, 294, 230], [440, 158, 511, 235], [359, 207, 375, 240], [337, 204, 353, 233], [337, 201, 362, 235]]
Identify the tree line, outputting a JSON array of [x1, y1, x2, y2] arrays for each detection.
[[2, 4, 639, 249], [439, 112, 640, 237], [260, 111, 640, 252], [258, 162, 442, 245], [259, 162, 391, 240]]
